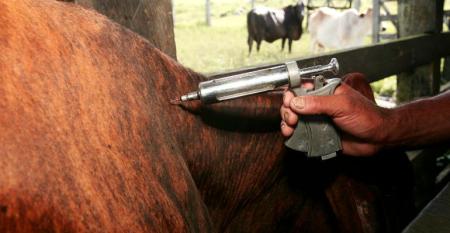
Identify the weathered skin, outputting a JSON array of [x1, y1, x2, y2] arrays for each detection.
[[0, 1, 414, 233]]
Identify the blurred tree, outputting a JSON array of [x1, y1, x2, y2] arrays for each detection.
[[76, 0, 177, 59]]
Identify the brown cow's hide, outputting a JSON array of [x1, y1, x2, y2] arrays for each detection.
[[0, 1, 211, 232], [0, 1, 414, 233]]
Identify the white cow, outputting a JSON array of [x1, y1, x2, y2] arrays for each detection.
[[308, 7, 373, 53]]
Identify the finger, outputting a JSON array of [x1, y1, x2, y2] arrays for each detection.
[[301, 81, 314, 90], [341, 73, 375, 102], [283, 91, 295, 107], [280, 106, 298, 126], [289, 94, 348, 117], [280, 121, 294, 137], [332, 82, 351, 95]]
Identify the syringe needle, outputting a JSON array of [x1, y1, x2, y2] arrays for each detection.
[[169, 97, 182, 105]]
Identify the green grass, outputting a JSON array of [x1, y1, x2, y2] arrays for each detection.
[[371, 76, 397, 97], [173, 0, 390, 74], [174, 0, 313, 74], [174, 0, 450, 96]]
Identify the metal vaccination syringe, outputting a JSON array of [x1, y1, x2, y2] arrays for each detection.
[[179, 58, 339, 104], [175, 58, 342, 160]]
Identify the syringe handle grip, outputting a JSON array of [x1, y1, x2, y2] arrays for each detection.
[[284, 78, 342, 160]]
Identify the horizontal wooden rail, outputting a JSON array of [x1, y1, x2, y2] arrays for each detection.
[[445, 10, 450, 16], [379, 34, 398, 40], [380, 14, 398, 22], [210, 32, 450, 83]]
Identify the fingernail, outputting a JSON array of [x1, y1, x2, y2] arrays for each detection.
[[284, 112, 289, 122], [292, 97, 305, 109]]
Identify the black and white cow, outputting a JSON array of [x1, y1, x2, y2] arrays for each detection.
[[247, 1, 305, 54]]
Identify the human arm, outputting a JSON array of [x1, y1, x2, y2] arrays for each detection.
[[382, 91, 450, 148], [280, 77, 450, 156]]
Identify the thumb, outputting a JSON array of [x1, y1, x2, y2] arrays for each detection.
[[289, 95, 346, 117]]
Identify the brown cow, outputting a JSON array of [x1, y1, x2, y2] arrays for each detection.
[[0, 1, 211, 232], [0, 1, 414, 232]]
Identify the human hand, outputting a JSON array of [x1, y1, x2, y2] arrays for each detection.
[[280, 74, 392, 156]]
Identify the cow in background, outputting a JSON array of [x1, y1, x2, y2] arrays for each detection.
[[247, 1, 305, 54], [308, 7, 373, 53]]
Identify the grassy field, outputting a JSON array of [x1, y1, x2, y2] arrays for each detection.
[[173, 0, 449, 97], [174, 0, 379, 73]]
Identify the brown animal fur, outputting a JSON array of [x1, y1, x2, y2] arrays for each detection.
[[0, 1, 413, 233], [0, 1, 211, 232]]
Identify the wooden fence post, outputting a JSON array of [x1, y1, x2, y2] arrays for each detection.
[[443, 58, 450, 84], [396, 0, 439, 103], [440, 0, 450, 84], [206, 0, 211, 26], [353, 0, 361, 11], [372, 0, 380, 43], [75, 0, 177, 59]]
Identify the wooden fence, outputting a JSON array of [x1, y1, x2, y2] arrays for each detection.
[[211, 32, 450, 83], [372, 0, 450, 43], [372, 0, 398, 42]]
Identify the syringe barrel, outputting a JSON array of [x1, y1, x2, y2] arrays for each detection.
[[198, 65, 289, 104], [192, 58, 339, 104]]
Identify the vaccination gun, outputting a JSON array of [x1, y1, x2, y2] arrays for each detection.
[[176, 58, 341, 160]]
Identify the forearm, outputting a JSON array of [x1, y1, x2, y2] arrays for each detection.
[[383, 91, 450, 148]]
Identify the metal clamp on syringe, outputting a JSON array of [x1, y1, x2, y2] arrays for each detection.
[[178, 58, 342, 160]]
